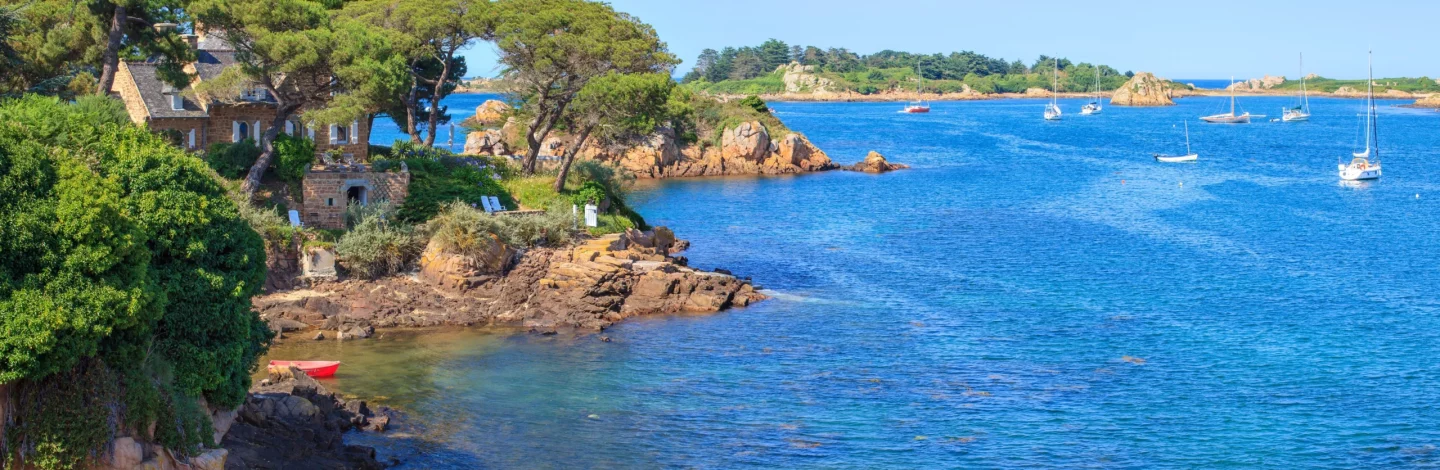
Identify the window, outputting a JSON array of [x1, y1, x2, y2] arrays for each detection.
[[334, 124, 349, 144], [234, 121, 249, 142], [326, 198, 335, 207], [170, 94, 183, 110]]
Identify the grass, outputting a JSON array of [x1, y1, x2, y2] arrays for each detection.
[[1269, 76, 1440, 94]]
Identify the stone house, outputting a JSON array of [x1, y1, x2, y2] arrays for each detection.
[[112, 28, 407, 229]]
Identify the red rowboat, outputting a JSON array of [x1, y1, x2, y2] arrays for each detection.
[[268, 360, 341, 378]]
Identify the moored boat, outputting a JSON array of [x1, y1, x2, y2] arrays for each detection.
[[269, 360, 342, 378], [1339, 51, 1382, 181], [1044, 57, 1062, 121], [903, 64, 930, 113], [1201, 76, 1251, 123], [1081, 67, 1103, 115], [1282, 53, 1312, 122], [1155, 121, 1198, 163]]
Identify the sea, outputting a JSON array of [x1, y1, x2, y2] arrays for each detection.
[[272, 94, 1440, 468]]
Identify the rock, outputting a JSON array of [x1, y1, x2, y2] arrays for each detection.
[[188, 448, 228, 470], [418, 237, 513, 292], [846, 151, 909, 173], [223, 368, 389, 469], [721, 121, 771, 163], [1333, 86, 1361, 96], [469, 99, 510, 127], [1227, 75, 1285, 91], [1384, 89, 1414, 98], [1110, 72, 1176, 106], [267, 317, 307, 332], [340, 324, 374, 340], [1414, 94, 1440, 108], [1023, 87, 1049, 97], [103, 437, 145, 469], [772, 133, 837, 172], [464, 128, 508, 155], [312, 331, 326, 341], [777, 61, 835, 93]]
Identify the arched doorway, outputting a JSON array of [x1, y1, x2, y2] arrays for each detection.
[[346, 185, 367, 206]]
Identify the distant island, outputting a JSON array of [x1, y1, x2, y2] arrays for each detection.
[[677, 39, 1194, 100]]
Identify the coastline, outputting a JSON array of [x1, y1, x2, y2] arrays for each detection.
[[635, 88, 1435, 104]]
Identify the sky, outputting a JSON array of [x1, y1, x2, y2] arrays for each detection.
[[460, 0, 1440, 81]]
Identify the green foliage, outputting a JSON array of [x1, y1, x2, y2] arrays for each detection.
[[572, 180, 606, 205], [205, 140, 261, 179], [738, 95, 768, 114], [1268, 75, 1440, 94], [0, 96, 267, 465], [590, 213, 636, 236], [272, 134, 316, 182], [335, 209, 422, 279], [375, 151, 515, 224], [430, 201, 573, 249], [7, 360, 120, 470]]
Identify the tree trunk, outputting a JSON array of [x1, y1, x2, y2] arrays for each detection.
[[404, 69, 421, 143], [95, 5, 127, 95], [240, 104, 301, 199], [553, 126, 593, 193], [522, 100, 569, 175], [422, 52, 454, 148]]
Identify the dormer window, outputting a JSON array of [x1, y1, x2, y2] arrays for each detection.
[[170, 94, 184, 110], [239, 86, 267, 101]]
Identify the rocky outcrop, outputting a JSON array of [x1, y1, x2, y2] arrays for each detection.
[[1227, 75, 1286, 91], [463, 99, 510, 127], [1110, 72, 1175, 106], [550, 122, 838, 179], [777, 62, 834, 93], [221, 367, 392, 469], [1333, 86, 1361, 96], [845, 151, 909, 173], [1413, 94, 1440, 108], [463, 128, 509, 155], [252, 227, 766, 333]]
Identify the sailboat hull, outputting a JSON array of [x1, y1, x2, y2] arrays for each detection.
[[1080, 105, 1102, 115], [904, 106, 930, 113], [1200, 113, 1251, 124], [1155, 154, 1198, 163], [1338, 163, 1381, 180], [1282, 111, 1309, 122]]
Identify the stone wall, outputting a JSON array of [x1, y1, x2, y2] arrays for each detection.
[[146, 117, 210, 152], [113, 63, 150, 125], [300, 165, 410, 229], [206, 103, 279, 147]]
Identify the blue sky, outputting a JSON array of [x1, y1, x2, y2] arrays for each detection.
[[460, 0, 1439, 81]]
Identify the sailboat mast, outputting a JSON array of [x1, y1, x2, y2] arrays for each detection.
[[1184, 122, 1191, 155], [1368, 50, 1378, 160], [1229, 75, 1236, 115], [1299, 53, 1309, 112]]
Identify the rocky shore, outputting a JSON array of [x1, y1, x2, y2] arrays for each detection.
[[256, 227, 765, 336], [221, 367, 396, 469]]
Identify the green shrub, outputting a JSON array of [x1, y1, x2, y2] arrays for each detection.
[[739, 95, 768, 114], [429, 201, 574, 249], [273, 134, 315, 182], [376, 156, 515, 224], [335, 209, 421, 279], [205, 139, 260, 179], [0, 95, 268, 466], [572, 180, 607, 205]]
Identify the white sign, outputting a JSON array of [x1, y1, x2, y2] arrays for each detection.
[[584, 204, 598, 228]]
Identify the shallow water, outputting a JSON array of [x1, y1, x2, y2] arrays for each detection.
[[291, 95, 1440, 468]]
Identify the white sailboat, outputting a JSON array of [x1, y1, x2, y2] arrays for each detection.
[[1200, 76, 1251, 124], [903, 64, 930, 113], [1339, 51, 1381, 181], [1081, 67, 1102, 115], [1155, 122, 1198, 163], [1282, 53, 1311, 122], [1044, 58, 1062, 121]]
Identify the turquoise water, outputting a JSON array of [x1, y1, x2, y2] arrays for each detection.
[[331, 95, 1440, 468]]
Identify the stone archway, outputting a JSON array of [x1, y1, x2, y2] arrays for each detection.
[[345, 185, 368, 206]]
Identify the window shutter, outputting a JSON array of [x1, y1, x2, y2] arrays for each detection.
[[328, 124, 338, 144], [308, 125, 315, 141], [232, 121, 240, 142], [350, 121, 358, 145], [285, 121, 295, 135], [188, 129, 196, 148], [254, 121, 261, 141]]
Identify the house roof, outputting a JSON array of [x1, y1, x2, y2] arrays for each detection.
[[197, 30, 235, 52], [195, 50, 238, 82], [124, 62, 208, 119]]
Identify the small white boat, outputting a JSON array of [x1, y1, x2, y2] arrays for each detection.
[[1080, 67, 1103, 115], [1043, 57, 1062, 121], [1283, 53, 1312, 122], [1155, 122, 1198, 163], [1201, 76, 1251, 123], [1339, 51, 1382, 181], [903, 64, 930, 113]]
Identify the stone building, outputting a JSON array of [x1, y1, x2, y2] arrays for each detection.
[[112, 27, 408, 229], [111, 29, 370, 160], [301, 163, 411, 230]]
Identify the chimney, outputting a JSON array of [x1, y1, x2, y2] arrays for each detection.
[[181, 34, 198, 51]]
